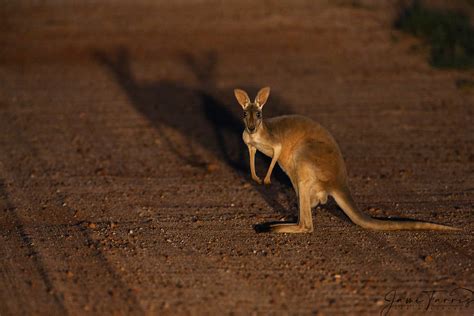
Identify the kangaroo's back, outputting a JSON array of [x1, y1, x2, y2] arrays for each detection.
[[266, 115, 340, 150], [265, 115, 347, 185]]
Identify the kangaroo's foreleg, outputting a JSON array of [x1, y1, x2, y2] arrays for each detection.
[[269, 183, 314, 233], [263, 144, 281, 185], [247, 144, 262, 184]]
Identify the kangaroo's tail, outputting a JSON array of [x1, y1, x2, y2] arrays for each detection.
[[331, 186, 461, 231]]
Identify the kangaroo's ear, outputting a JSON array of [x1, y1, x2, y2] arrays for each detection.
[[255, 87, 270, 108], [234, 89, 250, 109]]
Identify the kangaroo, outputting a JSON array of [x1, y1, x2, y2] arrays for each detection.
[[235, 87, 460, 233]]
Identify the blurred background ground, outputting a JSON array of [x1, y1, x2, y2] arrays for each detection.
[[0, 0, 473, 315]]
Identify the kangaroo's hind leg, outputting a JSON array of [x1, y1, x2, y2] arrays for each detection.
[[267, 181, 314, 233]]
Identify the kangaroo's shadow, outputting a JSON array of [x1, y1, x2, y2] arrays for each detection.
[[94, 47, 296, 220]]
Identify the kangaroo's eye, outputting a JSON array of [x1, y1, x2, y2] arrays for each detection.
[[243, 112, 248, 117], [256, 112, 262, 118]]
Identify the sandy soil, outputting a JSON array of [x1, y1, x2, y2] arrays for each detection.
[[0, 1, 473, 315]]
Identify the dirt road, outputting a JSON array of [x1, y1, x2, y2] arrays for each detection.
[[1, 1, 473, 315]]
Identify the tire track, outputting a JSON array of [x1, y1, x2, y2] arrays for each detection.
[[0, 178, 67, 315], [0, 111, 145, 315]]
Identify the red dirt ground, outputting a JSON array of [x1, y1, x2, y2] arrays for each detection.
[[0, 1, 473, 315]]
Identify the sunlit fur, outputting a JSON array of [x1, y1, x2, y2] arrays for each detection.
[[234, 87, 460, 233]]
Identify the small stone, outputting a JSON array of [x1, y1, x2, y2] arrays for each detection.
[[206, 163, 219, 172], [424, 255, 434, 263], [88, 223, 97, 229]]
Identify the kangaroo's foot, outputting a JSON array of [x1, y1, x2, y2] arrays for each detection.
[[254, 221, 313, 233], [270, 223, 313, 233]]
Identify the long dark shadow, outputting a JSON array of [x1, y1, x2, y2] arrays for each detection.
[[94, 47, 297, 220]]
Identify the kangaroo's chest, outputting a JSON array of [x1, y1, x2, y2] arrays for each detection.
[[254, 142, 274, 157], [243, 131, 274, 157]]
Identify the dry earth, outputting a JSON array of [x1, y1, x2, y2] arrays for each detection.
[[0, 1, 473, 315]]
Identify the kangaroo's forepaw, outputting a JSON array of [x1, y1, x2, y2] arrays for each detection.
[[263, 177, 271, 185], [252, 176, 262, 184]]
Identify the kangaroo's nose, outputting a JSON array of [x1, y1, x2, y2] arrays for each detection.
[[248, 126, 256, 132]]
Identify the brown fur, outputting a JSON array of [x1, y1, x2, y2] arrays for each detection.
[[234, 87, 460, 233]]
